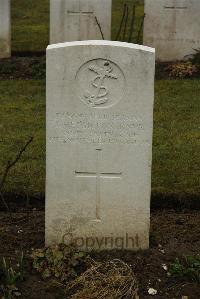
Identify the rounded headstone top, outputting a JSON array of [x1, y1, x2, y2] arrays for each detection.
[[47, 40, 155, 54]]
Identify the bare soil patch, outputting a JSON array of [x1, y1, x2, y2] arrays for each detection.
[[0, 209, 199, 298]]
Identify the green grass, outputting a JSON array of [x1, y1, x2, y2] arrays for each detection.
[[153, 80, 200, 197], [11, 0, 144, 53], [112, 0, 144, 43], [3, 0, 200, 200], [0, 79, 199, 199], [12, 0, 50, 52], [0, 80, 45, 197]]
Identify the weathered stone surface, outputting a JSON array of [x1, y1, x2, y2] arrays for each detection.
[[143, 0, 200, 61], [50, 0, 112, 44], [46, 40, 155, 250], [0, 0, 11, 58]]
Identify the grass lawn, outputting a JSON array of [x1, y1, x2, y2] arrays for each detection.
[[0, 79, 199, 200], [1, 0, 199, 201], [11, 0, 144, 53], [153, 80, 200, 198], [0, 80, 45, 198], [11, 0, 50, 53]]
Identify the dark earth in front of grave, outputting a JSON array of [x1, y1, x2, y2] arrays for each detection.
[[0, 56, 46, 80], [0, 208, 200, 299], [1, 56, 200, 81]]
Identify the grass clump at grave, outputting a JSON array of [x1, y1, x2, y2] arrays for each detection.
[[66, 259, 138, 299], [169, 255, 200, 283], [0, 252, 25, 298]]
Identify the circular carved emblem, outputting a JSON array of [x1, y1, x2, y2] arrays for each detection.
[[76, 59, 125, 108]]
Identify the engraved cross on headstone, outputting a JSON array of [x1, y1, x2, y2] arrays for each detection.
[[75, 149, 122, 221], [164, 0, 188, 10], [164, 1, 188, 34], [67, 10, 94, 17], [164, 4, 187, 9]]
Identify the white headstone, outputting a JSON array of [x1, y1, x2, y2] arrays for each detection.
[[46, 40, 155, 251], [50, 0, 112, 44], [0, 0, 11, 58], [143, 0, 200, 61]]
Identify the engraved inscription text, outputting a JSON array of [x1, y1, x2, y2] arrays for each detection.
[[49, 112, 147, 145]]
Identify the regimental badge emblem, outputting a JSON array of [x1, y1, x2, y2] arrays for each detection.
[[76, 59, 125, 108]]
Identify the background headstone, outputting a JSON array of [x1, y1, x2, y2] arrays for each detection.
[[143, 0, 200, 61], [0, 0, 11, 58], [50, 0, 112, 44], [46, 40, 155, 250]]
